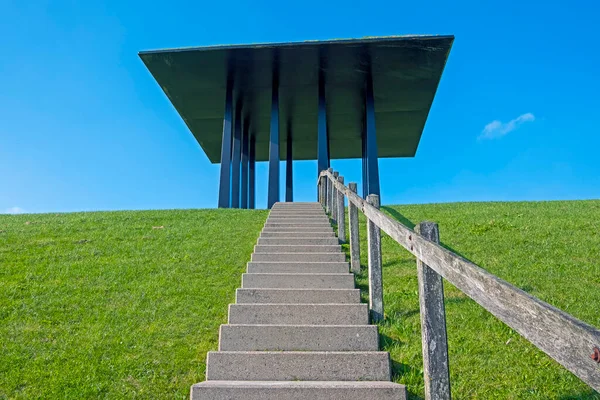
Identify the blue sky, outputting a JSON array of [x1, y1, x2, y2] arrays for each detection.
[[1, 0, 599, 213]]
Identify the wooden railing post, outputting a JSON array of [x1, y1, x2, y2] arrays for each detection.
[[326, 168, 333, 214], [337, 176, 346, 243], [348, 183, 361, 273], [415, 221, 451, 400], [319, 175, 325, 207], [366, 194, 384, 322], [318, 176, 322, 206], [332, 171, 339, 224]]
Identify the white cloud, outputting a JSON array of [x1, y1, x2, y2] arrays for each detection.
[[479, 113, 535, 140], [4, 207, 26, 214]]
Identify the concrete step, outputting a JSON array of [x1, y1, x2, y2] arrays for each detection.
[[257, 237, 339, 245], [270, 208, 324, 212], [219, 325, 379, 351], [260, 231, 335, 238], [264, 223, 332, 229], [272, 202, 321, 204], [262, 226, 334, 232], [269, 216, 329, 220], [251, 253, 345, 262], [272, 203, 321, 207], [267, 220, 329, 225], [191, 381, 407, 400], [236, 288, 360, 304], [228, 304, 369, 325], [268, 212, 326, 216], [267, 216, 329, 221], [268, 212, 327, 215], [266, 219, 330, 223], [254, 245, 341, 253], [247, 262, 348, 274], [242, 273, 354, 289], [206, 351, 392, 381]]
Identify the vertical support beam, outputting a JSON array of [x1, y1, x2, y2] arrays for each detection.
[[317, 68, 329, 177], [348, 182, 361, 274], [267, 71, 280, 209], [337, 176, 346, 243], [365, 73, 381, 198], [331, 171, 339, 224], [361, 127, 368, 198], [285, 128, 293, 202], [367, 194, 383, 322], [249, 136, 256, 209], [231, 104, 242, 208], [218, 80, 233, 208], [241, 121, 249, 209], [416, 221, 451, 400], [326, 168, 333, 214]]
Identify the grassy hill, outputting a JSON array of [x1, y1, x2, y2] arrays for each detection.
[[0, 209, 268, 399], [1, 201, 599, 399]]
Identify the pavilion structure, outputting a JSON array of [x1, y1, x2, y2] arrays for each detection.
[[140, 35, 453, 208]]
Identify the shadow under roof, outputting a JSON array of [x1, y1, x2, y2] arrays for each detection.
[[139, 35, 454, 163]]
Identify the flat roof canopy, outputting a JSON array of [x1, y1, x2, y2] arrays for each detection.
[[139, 35, 454, 163]]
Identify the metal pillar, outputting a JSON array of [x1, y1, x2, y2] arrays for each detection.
[[285, 127, 293, 202], [317, 68, 329, 202], [231, 103, 242, 208], [364, 73, 380, 198], [241, 121, 249, 209], [361, 130, 368, 198], [267, 72, 280, 209], [317, 68, 329, 176], [249, 135, 256, 209], [218, 80, 233, 208]]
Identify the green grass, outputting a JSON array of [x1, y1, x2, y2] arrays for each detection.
[[1, 201, 599, 399], [340, 200, 600, 399], [0, 209, 268, 399]]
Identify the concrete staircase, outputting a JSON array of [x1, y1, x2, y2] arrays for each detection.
[[191, 202, 406, 399]]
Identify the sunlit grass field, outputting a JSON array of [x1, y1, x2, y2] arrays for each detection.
[[0, 209, 267, 399], [345, 200, 600, 399], [1, 201, 599, 399]]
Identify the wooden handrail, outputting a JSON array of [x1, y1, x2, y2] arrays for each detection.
[[319, 170, 600, 392]]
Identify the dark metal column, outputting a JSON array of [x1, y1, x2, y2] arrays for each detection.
[[231, 103, 242, 208], [365, 73, 380, 198], [362, 128, 368, 198], [267, 72, 280, 209], [285, 127, 293, 202], [217, 81, 233, 208], [249, 135, 256, 209], [317, 68, 329, 176], [317, 67, 329, 202], [241, 121, 249, 209]]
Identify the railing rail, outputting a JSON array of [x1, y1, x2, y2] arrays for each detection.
[[318, 169, 600, 397]]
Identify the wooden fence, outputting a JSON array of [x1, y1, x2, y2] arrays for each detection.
[[318, 168, 600, 398]]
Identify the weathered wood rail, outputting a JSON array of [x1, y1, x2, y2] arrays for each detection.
[[318, 169, 600, 397]]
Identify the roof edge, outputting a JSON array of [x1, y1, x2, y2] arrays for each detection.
[[138, 34, 455, 56]]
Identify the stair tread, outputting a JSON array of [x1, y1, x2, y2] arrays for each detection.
[[219, 324, 379, 351], [228, 303, 368, 325], [191, 380, 406, 400], [236, 288, 360, 304], [206, 351, 392, 382]]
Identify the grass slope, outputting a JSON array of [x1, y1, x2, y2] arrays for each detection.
[[0, 209, 267, 399], [344, 200, 600, 399], [1, 201, 599, 399]]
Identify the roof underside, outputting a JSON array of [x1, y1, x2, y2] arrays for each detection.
[[140, 35, 454, 163]]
